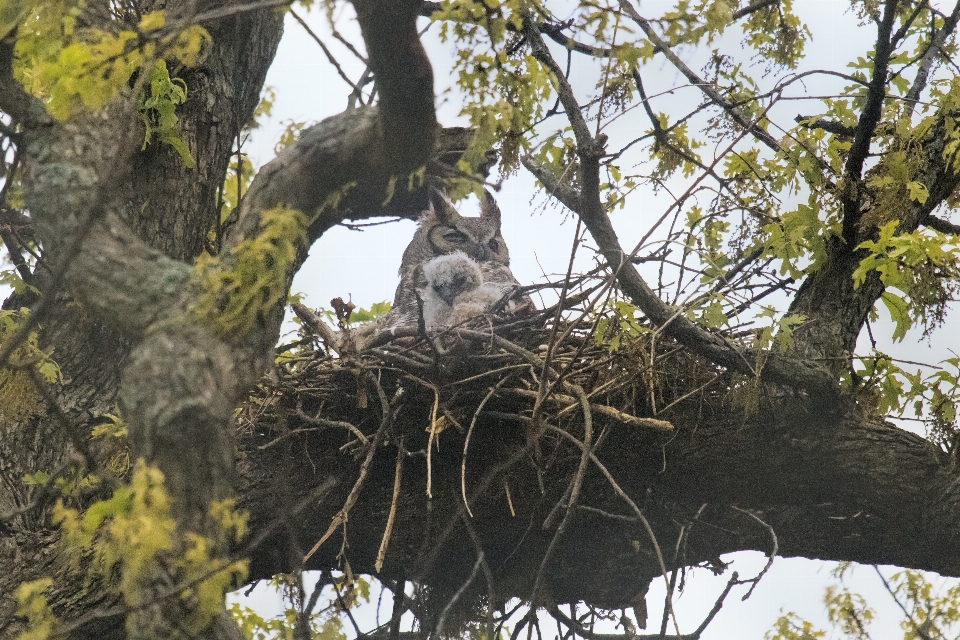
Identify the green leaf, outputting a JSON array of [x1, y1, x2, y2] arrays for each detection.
[[906, 180, 929, 204], [879, 291, 911, 341]]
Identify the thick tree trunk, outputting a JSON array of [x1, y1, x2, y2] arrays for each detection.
[[0, 8, 283, 638]]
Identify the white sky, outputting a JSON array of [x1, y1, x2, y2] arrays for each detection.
[[231, 1, 960, 638]]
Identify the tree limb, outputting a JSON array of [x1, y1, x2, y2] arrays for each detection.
[[904, 0, 960, 114], [841, 0, 899, 245], [617, 0, 782, 153], [521, 154, 839, 401], [794, 115, 857, 137], [922, 213, 960, 235]]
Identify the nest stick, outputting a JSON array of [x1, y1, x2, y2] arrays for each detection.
[[504, 388, 674, 431], [375, 440, 405, 573], [546, 424, 680, 636], [461, 381, 506, 518]]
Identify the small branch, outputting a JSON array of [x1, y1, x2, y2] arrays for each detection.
[[504, 387, 674, 432], [529, 385, 594, 606], [731, 0, 778, 21], [618, 0, 781, 153], [375, 440, 405, 573], [891, 0, 929, 47], [421, 2, 613, 57], [873, 567, 933, 640], [689, 572, 740, 638], [921, 213, 960, 235], [521, 155, 839, 402], [434, 552, 485, 637], [546, 425, 680, 637], [294, 408, 369, 445], [462, 379, 511, 517], [541, 22, 612, 58], [795, 115, 857, 137], [293, 303, 342, 354], [730, 507, 778, 600], [841, 0, 899, 244], [461, 514, 498, 640], [290, 9, 365, 97], [303, 415, 385, 563], [904, 0, 960, 114]]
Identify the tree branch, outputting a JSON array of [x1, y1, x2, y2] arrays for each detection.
[[795, 115, 857, 137], [617, 0, 782, 153], [922, 213, 960, 235], [731, 0, 779, 21], [522, 17, 839, 398], [841, 0, 899, 245], [352, 0, 436, 174], [521, 154, 839, 401], [904, 0, 960, 114]]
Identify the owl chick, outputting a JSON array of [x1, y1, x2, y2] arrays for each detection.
[[419, 251, 507, 331]]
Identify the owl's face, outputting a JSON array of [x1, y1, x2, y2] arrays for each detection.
[[400, 189, 510, 272]]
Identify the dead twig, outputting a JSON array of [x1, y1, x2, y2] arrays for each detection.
[[375, 439, 405, 573]]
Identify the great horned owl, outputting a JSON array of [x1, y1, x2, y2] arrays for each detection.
[[418, 251, 514, 330], [356, 188, 533, 348]]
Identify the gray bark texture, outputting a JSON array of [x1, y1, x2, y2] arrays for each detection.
[[0, 0, 959, 638]]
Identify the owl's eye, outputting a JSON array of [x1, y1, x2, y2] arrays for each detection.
[[443, 229, 468, 244], [488, 238, 500, 253]]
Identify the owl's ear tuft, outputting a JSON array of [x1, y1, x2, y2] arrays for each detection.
[[425, 186, 462, 226], [480, 190, 501, 227]]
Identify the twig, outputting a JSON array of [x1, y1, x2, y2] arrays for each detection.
[[504, 388, 674, 431], [434, 552, 485, 637], [426, 385, 441, 499], [461, 514, 498, 640], [375, 440, 405, 573], [294, 408, 368, 445], [618, 0, 781, 152], [303, 400, 387, 563], [731, 506, 778, 600], [873, 567, 932, 640], [293, 303, 342, 355], [331, 575, 365, 638], [546, 425, 680, 637], [289, 9, 364, 97], [689, 572, 740, 638], [655, 374, 720, 416], [462, 378, 512, 517], [530, 385, 594, 605]]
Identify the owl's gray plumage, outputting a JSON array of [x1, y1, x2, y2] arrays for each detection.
[[418, 251, 512, 330], [421, 252, 482, 307], [356, 188, 534, 348]]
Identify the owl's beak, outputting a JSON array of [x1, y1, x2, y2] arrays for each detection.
[[434, 284, 459, 306], [471, 244, 488, 261], [434, 273, 470, 306]]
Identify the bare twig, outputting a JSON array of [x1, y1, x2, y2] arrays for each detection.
[[545, 425, 680, 636], [530, 385, 594, 605], [375, 440, 405, 573], [731, 507, 778, 600], [504, 388, 674, 431], [434, 552, 485, 637], [303, 392, 387, 563], [462, 378, 512, 517]]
